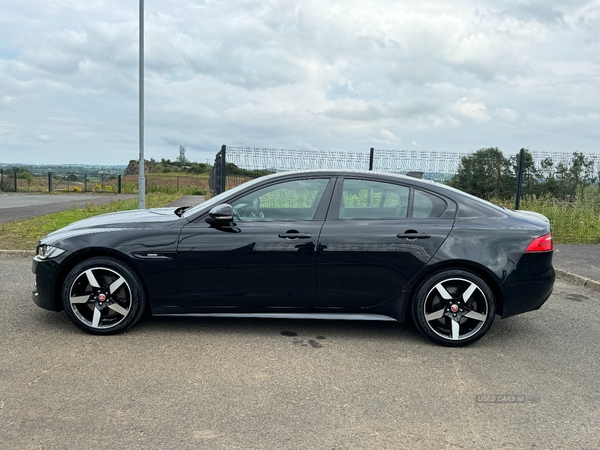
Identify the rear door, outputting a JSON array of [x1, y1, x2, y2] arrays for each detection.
[[316, 177, 455, 308]]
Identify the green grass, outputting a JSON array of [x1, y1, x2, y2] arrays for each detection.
[[0, 193, 183, 250], [491, 196, 600, 244]]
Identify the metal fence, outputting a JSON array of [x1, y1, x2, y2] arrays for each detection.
[[121, 174, 208, 195], [0, 170, 121, 193], [211, 146, 600, 191], [0, 170, 210, 196]]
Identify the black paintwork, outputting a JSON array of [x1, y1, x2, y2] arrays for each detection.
[[32, 170, 555, 323]]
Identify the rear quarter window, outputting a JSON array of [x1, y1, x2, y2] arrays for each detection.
[[413, 190, 448, 218]]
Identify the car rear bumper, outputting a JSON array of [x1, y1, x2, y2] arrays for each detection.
[[500, 251, 555, 318]]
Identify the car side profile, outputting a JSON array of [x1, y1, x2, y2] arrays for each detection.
[[32, 170, 555, 346]]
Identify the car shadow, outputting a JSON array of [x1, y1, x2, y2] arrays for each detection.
[[138, 314, 427, 344]]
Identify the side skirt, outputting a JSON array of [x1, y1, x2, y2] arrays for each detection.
[[152, 312, 399, 322]]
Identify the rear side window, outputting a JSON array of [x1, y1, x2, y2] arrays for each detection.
[[340, 179, 409, 219], [413, 190, 448, 218]]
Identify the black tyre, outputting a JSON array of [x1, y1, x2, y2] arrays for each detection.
[[412, 269, 496, 347], [62, 257, 147, 335]]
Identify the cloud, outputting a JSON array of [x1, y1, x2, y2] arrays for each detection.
[[0, 0, 599, 164], [493, 108, 519, 123], [500, 3, 565, 25], [453, 98, 491, 122]]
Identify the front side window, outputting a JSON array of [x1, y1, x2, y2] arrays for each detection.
[[340, 179, 409, 219], [232, 178, 329, 221]]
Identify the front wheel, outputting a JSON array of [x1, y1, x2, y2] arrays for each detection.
[[411, 269, 496, 347], [62, 257, 147, 335]]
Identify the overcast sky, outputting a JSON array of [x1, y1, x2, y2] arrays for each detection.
[[1, 0, 599, 165]]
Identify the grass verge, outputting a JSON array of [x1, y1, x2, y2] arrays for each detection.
[[0, 193, 183, 250]]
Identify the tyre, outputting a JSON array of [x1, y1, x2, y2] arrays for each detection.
[[412, 269, 496, 347], [62, 257, 147, 335]]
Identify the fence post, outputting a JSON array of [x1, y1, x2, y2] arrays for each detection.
[[514, 148, 525, 210], [84, 173, 88, 192], [48, 172, 52, 193], [0, 168, 3, 191], [118, 175, 122, 194], [369, 148, 374, 170], [13, 170, 17, 192], [220, 144, 227, 193]]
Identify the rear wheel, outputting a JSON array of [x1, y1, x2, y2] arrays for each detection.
[[62, 257, 147, 335], [412, 269, 496, 347]]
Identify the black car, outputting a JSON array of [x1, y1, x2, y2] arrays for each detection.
[[32, 170, 555, 346]]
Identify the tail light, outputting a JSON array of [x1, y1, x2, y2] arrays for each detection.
[[525, 234, 553, 253]]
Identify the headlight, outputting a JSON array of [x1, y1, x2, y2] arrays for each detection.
[[36, 244, 66, 260]]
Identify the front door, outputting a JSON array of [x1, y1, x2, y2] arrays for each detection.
[[178, 178, 333, 308]]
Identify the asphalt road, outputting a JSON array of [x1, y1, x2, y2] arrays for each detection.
[[0, 193, 137, 223], [1, 257, 599, 449]]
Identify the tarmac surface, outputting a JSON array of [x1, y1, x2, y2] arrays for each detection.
[[0, 192, 138, 223], [1, 194, 599, 448], [0, 192, 598, 290]]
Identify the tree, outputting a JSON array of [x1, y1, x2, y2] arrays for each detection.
[[550, 152, 597, 198], [449, 147, 514, 199]]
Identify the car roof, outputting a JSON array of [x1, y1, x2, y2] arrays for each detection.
[[253, 168, 437, 185]]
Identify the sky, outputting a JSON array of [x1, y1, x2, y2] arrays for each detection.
[[1, 0, 599, 165]]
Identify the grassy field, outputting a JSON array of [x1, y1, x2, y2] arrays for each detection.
[[121, 173, 209, 195], [0, 193, 182, 250], [3, 173, 209, 195], [491, 196, 600, 244]]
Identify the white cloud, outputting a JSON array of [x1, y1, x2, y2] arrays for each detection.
[[0, 0, 599, 164], [493, 108, 519, 123], [453, 98, 491, 122]]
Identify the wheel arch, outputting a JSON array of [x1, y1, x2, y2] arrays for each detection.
[[53, 248, 148, 312], [405, 260, 505, 317]]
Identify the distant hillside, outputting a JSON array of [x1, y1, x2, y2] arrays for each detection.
[[0, 163, 127, 174]]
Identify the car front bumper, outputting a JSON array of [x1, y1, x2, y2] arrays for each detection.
[[32, 256, 64, 312]]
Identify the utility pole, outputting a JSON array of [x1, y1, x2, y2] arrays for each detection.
[[138, 0, 146, 208]]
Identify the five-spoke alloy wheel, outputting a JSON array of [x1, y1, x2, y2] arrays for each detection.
[[412, 269, 496, 346], [62, 257, 146, 335]]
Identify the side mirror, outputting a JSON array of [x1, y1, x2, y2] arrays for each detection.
[[205, 204, 234, 225]]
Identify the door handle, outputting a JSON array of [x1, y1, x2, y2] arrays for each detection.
[[278, 233, 312, 239], [396, 232, 431, 239]]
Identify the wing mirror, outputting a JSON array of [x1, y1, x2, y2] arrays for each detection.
[[205, 204, 234, 225]]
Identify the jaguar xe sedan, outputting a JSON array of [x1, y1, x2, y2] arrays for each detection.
[[32, 170, 555, 346]]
